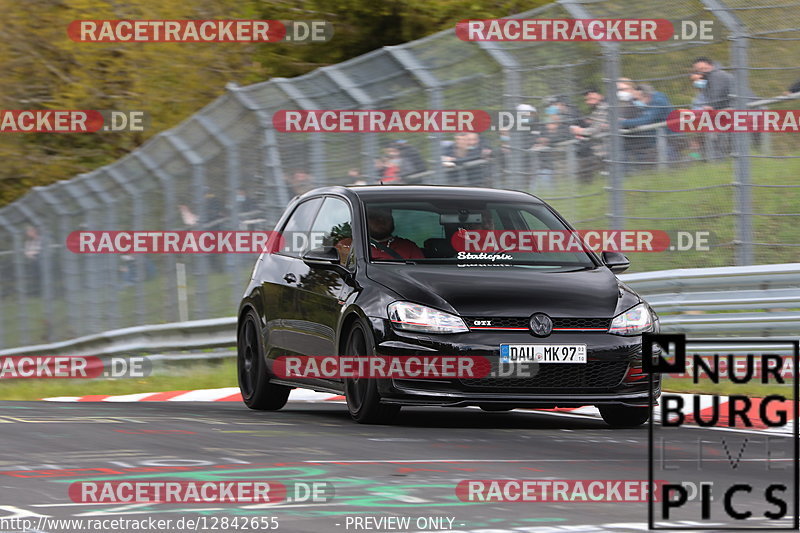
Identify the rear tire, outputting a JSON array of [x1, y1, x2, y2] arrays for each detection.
[[343, 320, 401, 424], [599, 405, 649, 427], [238, 309, 291, 411]]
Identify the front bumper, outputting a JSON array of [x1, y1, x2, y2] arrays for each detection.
[[366, 316, 661, 408]]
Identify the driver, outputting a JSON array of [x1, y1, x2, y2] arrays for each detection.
[[367, 208, 424, 260]]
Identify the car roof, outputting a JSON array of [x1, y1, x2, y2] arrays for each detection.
[[302, 185, 544, 204]]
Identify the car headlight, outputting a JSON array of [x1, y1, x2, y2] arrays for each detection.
[[388, 302, 469, 334], [608, 303, 653, 336]]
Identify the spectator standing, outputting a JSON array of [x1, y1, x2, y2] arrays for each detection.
[[375, 145, 403, 183], [691, 57, 734, 110], [616, 78, 645, 172], [530, 96, 579, 190], [393, 140, 427, 179], [23, 225, 42, 296], [621, 84, 675, 164], [691, 57, 735, 158], [287, 169, 314, 196], [571, 88, 609, 183], [684, 73, 710, 160], [442, 132, 487, 185]]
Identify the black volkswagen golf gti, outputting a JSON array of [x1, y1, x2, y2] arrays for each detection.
[[237, 185, 660, 426]]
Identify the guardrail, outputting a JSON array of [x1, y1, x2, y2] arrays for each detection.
[[0, 317, 236, 358], [0, 263, 797, 359], [622, 263, 800, 337]]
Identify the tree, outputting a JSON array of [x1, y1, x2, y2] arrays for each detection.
[[0, 0, 549, 206]]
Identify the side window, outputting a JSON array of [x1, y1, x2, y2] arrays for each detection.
[[391, 209, 441, 246], [310, 197, 353, 264], [519, 210, 551, 231], [280, 198, 323, 258]]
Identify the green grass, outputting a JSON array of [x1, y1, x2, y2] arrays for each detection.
[[0, 358, 238, 401], [663, 378, 794, 400], [0, 355, 790, 401], [543, 152, 800, 272]]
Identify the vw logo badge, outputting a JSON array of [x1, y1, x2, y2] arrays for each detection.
[[529, 313, 553, 337]]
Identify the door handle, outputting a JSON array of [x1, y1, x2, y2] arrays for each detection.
[[283, 273, 297, 283]]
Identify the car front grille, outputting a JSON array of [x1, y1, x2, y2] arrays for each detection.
[[460, 360, 629, 390], [464, 316, 611, 331]]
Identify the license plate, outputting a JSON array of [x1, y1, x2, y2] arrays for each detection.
[[500, 344, 587, 363]]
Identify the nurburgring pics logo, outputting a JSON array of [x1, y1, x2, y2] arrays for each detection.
[[645, 333, 799, 530]]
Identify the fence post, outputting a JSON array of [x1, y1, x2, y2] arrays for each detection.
[[164, 132, 208, 320], [477, 41, 524, 190], [702, 0, 753, 265], [197, 114, 240, 294], [82, 174, 119, 332], [656, 127, 668, 171], [274, 79, 326, 186], [561, 0, 624, 230], [134, 149, 179, 323], [106, 166, 146, 327], [0, 215, 26, 347], [386, 46, 445, 184], [15, 202, 54, 342], [227, 83, 291, 221], [323, 66, 377, 183], [34, 186, 77, 340], [565, 142, 579, 221], [61, 181, 99, 337]]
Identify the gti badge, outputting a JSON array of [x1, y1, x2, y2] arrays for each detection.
[[529, 313, 553, 337]]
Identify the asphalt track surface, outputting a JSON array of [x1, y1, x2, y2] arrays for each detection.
[[0, 400, 795, 533]]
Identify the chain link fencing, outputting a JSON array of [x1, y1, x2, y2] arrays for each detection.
[[1, 0, 798, 349]]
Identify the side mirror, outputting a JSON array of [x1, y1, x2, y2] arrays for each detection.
[[302, 246, 341, 267], [602, 251, 630, 274]]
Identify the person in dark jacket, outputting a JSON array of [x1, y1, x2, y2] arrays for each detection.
[[692, 57, 735, 158], [621, 84, 675, 164], [691, 57, 734, 110]]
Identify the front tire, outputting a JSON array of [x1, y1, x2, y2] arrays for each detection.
[[599, 405, 649, 427], [343, 320, 401, 424], [238, 309, 291, 411]]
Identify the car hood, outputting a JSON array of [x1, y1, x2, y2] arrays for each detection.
[[365, 264, 639, 318]]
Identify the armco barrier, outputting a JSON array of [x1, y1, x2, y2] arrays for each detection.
[[0, 263, 797, 360]]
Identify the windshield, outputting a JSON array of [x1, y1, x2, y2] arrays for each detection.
[[361, 199, 596, 269]]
